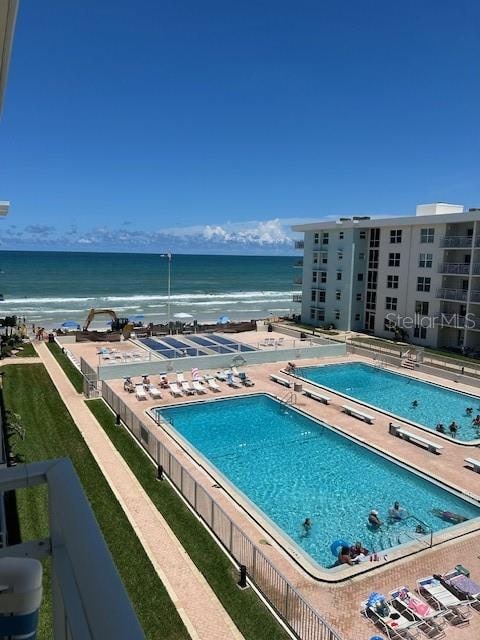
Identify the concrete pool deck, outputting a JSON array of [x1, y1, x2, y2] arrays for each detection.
[[99, 351, 480, 639]]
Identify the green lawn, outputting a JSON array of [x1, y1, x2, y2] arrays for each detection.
[[2, 364, 188, 640], [87, 399, 291, 640], [15, 342, 37, 357], [46, 342, 84, 392]]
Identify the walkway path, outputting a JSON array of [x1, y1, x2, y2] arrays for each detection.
[[33, 342, 243, 640]]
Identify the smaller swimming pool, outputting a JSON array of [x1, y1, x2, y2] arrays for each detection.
[[297, 362, 480, 442]]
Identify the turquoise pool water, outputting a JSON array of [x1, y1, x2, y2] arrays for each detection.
[[157, 395, 480, 568], [298, 362, 480, 442]]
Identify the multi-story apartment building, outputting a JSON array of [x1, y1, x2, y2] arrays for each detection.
[[292, 203, 480, 350]]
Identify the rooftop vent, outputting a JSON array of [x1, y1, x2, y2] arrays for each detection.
[[339, 217, 351, 221], [352, 216, 371, 220], [469, 208, 480, 212]]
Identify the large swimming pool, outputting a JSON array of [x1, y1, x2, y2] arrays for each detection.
[[156, 395, 480, 569], [298, 362, 480, 442]]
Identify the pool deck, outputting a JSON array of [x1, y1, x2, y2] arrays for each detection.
[[74, 339, 480, 639]]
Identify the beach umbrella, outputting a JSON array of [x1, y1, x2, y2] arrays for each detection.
[[61, 320, 80, 329], [173, 312, 193, 319], [217, 315, 230, 325]]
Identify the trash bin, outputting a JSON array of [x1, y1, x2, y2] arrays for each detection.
[[0, 557, 43, 639], [48, 333, 55, 343], [293, 382, 303, 393]]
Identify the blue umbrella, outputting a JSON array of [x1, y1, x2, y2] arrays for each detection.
[[62, 320, 80, 329], [217, 315, 230, 325]]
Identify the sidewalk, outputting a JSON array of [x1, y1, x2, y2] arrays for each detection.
[[34, 342, 243, 640]]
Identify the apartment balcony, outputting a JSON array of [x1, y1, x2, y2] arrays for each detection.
[[436, 288, 468, 302], [294, 240, 304, 250], [470, 290, 480, 303], [473, 264, 480, 275], [0, 459, 143, 639], [293, 259, 303, 268], [438, 314, 480, 331], [292, 293, 302, 303], [293, 277, 303, 285], [438, 262, 471, 275], [440, 236, 474, 248]]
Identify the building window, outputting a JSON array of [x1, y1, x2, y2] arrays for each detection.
[[321, 252, 328, 264], [359, 252, 365, 260], [310, 308, 315, 319], [420, 228, 435, 244], [337, 250, 343, 260], [312, 271, 317, 284], [417, 277, 431, 292], [339, 231, 344, 240], [369, 228, 380, 247], [360, 231, 366, 240], [313, 253, 318, 265], [368, 250, 379, 269], [356, 293, 362, 302], [387, 275, 399, 289], [390, 229, 402, 244], [366, 290, 377, 310], [356, 273, 363, 282], [320, 271, 327, 283], [317, 308, 325, 322], [415, 301, 429, 315], [322, 232, 329, 246], [388, 253, 400, 267], [367, 270, 377, 290], [385, 296, 397, 311], [314, 233, 319, 245], [336, 271, 342, 281], [384, 318, 395, 332], [419, 253, 433, 268], [414, 325, 427, 339], [311, 290, 316, 302], [355, 313, 361, 321], [318, 290, 326, 303], [335, 290, 341, 300], [335, 309, 340, 320]]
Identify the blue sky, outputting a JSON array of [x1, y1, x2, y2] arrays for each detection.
[[1, 0, 479, 254]]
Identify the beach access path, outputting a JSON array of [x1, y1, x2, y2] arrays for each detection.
[[33, 341, 244, 640]]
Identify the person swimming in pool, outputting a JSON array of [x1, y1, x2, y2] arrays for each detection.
[[431, 508, 468, 524], [466, 407, 473, 416], [368, 510, 382, 528], [411, 400, 419, 408], [448, 421, 458, 437], [388, 501, 407, 521], [435, 423, 446, 434], [301, 518, 312, 535]]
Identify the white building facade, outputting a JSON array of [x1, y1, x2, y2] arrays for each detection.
[[292, 203, 480, 350]]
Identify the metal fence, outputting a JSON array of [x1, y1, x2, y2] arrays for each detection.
[[102, 383, 342, 640]]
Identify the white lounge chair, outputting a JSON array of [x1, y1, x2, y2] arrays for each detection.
[[180, 381, 195, 395], [362, 595, 418, 639], [192, 380, 207, 394], [390, 587, 446, 637], [207, 378, 221, 392], [176, 373, 186, 383], [135, 385, 148, 400], [169, 382, 183, 397], [231, 366, 241, 376], [147, 385, 162, 399], [416, 577, 471, 626], [227, 374, 241, 388]]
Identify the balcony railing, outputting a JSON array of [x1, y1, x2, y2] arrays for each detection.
[[0, 459, 144, 640], [294, 240, 304, 250], [440, 236, 474, 248], [436, 288, 468, 301], [292, 293, 302, 303], [438, 263, 471, 274], [438, 314, 480, 330], [473, 264, 480, 275], [294, 259, 303, 268], [293, 277, 302, 285], [470, 290, 480, 303]]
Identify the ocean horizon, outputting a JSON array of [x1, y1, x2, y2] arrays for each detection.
[[0, 250, 301, 329]]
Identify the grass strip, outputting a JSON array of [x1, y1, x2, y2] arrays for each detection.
[[15, 342, 37, 357], [3, 364, 188, 640], [87, 398, 291, 640], [45, 342, 84, 392]]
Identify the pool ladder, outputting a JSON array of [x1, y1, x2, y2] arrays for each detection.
[[279, 391, 297, 406]]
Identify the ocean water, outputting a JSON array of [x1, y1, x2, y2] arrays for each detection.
[[158, 395, 480, 568], [0, 251, 300, 328]]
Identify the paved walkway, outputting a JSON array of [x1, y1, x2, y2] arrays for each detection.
[[33, 342, 243, 640]]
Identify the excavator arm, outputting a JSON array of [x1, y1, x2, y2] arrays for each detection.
[[83, 308, 118, 331]]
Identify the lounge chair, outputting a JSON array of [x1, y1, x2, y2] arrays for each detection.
[[180, 381, 195, 396], [390, 587, 446, 638], [215, 370, 228, 381], [238, 372, 254, 387], [440, 570, 480, 611], [176, 373, 185, 383], [416, 577, 471, 626], [227, 373, 241, 388], [362, 593, 419, 640], [135, 385, 148, 401], [169, 382, 183, 397], [147, 385, 162, 399], [207, 378, 221, 392], [192, 380, 207, 394]]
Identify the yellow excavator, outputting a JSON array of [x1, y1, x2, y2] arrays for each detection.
[[83, 308, 133, 337]]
